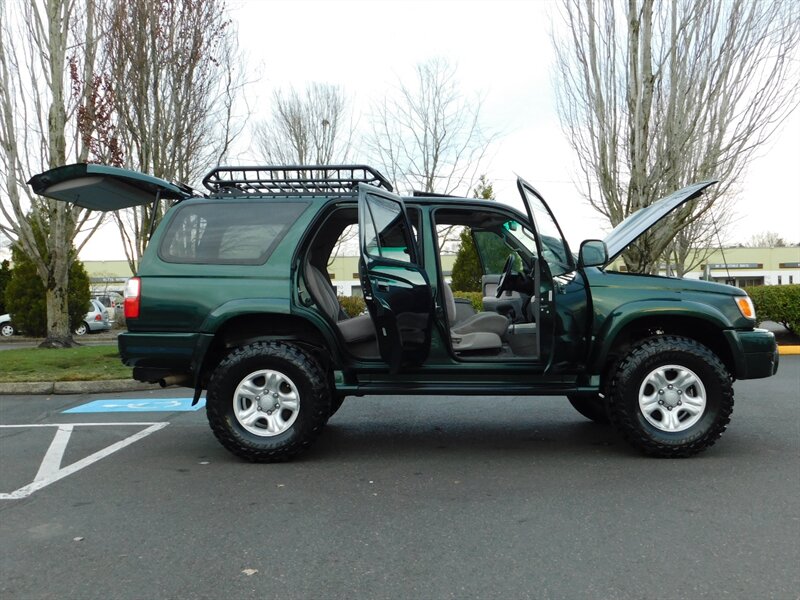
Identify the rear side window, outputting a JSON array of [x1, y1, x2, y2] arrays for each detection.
[[159, 201, 309, 265]]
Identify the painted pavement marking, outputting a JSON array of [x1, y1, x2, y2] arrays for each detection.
[[0, 422, 169, 500], [63, 397, 205, 413]]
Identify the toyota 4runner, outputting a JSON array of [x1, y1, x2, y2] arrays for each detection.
[[29, 164, 779, 460]]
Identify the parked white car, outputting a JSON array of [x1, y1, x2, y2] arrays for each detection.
[[0, 313, 15, 337]]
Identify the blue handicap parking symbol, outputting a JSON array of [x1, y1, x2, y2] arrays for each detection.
[[64, 397, 206, 413]]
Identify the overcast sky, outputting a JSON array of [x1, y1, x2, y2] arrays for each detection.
[[79, 0, 800, 260]]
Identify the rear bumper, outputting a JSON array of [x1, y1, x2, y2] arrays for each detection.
[[725, 328, 779, 380], [118, 331, 213, 377]]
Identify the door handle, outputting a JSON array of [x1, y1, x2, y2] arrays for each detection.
[[376, 282, 390, 292]]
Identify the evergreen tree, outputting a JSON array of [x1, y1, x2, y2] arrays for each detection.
[[5, 246, 90, 337], [0, 260, 11, 314], [450, 228, 482, 292], [450, 175, 497, 291]]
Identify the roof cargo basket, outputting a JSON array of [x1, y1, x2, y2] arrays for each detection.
[[202, 164, 393, 195]]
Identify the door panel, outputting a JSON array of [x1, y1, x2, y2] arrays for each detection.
[[358, 185, 433, 371]]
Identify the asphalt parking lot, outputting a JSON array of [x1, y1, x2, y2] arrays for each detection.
[[1, 357, 798, 600]]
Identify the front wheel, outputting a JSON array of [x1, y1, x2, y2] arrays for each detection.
[[1, 322, 15, 337], [206, 341, 331, 462], [607, 336, 733, 458]]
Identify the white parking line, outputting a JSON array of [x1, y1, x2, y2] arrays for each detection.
[[0, 422, 169, 500]]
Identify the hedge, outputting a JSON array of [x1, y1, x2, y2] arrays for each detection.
[[452, 291, 485, 312], [744, 284, 800, 334], [338, 295, 367, 318]]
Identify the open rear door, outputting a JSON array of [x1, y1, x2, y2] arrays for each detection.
[[28, 163, 191, 210], [358, 184, 433, 372]]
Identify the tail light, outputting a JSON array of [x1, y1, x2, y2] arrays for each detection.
[[94, 314, 102, 321], [124, 277, 141, 319]]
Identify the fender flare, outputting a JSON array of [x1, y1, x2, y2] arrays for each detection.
[[587, 299, 734, 374]]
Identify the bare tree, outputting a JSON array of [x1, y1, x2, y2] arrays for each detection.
[[103, 0, 245, 273], [0, 0, 107, 347], [665, 201, 734, 277], [552, 0, 800, 273], [254, 83, 355, 165], [369, 58, 495, 196], [747, 231, 789, 248]]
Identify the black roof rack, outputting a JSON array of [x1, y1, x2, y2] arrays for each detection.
[[202, 164, 393, 195]]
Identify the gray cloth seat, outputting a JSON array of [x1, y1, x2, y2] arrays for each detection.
[[306, 264, 375, 343], [442, 284, 506, 351]]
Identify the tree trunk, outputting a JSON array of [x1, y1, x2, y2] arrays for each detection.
[[40, 276, 77, 348]]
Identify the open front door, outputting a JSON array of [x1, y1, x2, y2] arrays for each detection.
[[358, 184, 433, 372]]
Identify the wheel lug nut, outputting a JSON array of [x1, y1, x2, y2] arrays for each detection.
[[677, 390, 682, 395], [667, 406, 673, 411], [274, 403, 280, 409], [677, 400, 682, 405], [267, 410, 272, 415], [658, 400, 664, 405], [668, 384, 673, 389], [273, 392, 279, 398], [658, 389, 664, 395]]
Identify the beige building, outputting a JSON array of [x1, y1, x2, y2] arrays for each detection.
[[611, 246, 800, 287]]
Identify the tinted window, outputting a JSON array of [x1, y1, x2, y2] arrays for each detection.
[[362, 193, 416, 264], [159, 201, 309, 265]]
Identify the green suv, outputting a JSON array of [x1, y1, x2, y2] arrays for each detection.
[[29, 164, 779, 460]]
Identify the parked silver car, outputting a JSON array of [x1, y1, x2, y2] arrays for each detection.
[[74, 299, 111, 336]]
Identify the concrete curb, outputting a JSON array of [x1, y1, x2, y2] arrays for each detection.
[[0, 379, 163, 395], [779, 345, 800, 355]]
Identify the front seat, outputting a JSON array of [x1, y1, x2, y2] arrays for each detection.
[[442, 284, 507, 352], [305, 263, 375, 344]]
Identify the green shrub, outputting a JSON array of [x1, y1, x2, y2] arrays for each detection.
[[452, 290, 484, 312], [338, 295, 367, 318], [744, 284, 800, 334]]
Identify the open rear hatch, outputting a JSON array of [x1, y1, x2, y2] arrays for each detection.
[[28, 163, 192, 210]]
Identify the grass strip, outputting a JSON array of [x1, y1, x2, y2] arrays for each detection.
[[0, 345, 132, 383]]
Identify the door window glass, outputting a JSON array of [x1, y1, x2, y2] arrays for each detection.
[[363, 193, 416, 264], [519, 185, 572, 276]]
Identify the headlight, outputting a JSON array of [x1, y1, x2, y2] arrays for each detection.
[[735, 296, 756, 320]]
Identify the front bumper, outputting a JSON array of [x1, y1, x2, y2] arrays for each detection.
[[725, 328, 779, 380]]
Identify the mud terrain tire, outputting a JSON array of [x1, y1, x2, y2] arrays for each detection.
[[206, 341, 331, 462], [607, 336, 733, 458]]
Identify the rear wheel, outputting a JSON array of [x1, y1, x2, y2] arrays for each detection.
[[206, 341, 331, 462], [607, 336, 733, 457], [1, 322, 15, 337], [74, 322, 88, 336], [567, 393, 609, 424]]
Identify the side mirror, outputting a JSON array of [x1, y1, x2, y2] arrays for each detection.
[[578, 239, 608, 268]]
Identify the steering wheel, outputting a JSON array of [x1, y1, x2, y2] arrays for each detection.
[[495, 254, 515, 298]]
